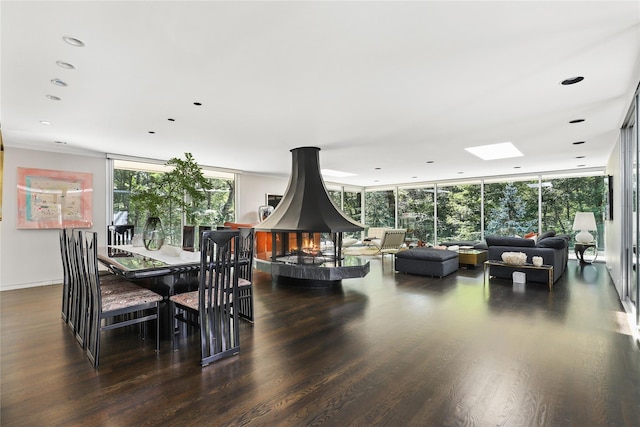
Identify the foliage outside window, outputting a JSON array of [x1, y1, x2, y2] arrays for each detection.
[[484, 179, 538, 236], [398, 187, 434, 244], [113, 157, 234, 246], [541, 175, 605, 250], [436, 183, 482, 243], [365, 189, 396, 228]]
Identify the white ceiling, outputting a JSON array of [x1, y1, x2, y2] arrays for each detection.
[[2, 1, 639, 187]]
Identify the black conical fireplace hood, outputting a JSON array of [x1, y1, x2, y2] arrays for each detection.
[[255, 147, 363, 233]]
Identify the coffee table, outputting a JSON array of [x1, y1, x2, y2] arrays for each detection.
[[457, 249, 487, 268], [483, 260, 554, 290]]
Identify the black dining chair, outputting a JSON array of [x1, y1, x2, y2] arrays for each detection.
[[64, 229, 87, 347], [59, 228, 73, 323], [170, 230, 242, 366], [80, 230, 163, 367], [107, 224, 134, 245], [236, 227, 255, 323]]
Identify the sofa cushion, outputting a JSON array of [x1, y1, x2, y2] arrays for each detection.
[[537, 230, 556, 242], [485, 236, 535, 248], [395, 247, 458, 261], [536, 237, 567, 249]]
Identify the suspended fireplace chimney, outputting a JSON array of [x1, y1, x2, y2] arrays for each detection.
[[254, 147, 369, 286]]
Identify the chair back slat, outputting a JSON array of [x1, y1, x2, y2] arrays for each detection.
[[107, 224, 134, 245], [199, 229, 240, 365]]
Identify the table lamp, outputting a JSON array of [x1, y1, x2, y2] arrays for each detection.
[[572, 212, 597, 243]]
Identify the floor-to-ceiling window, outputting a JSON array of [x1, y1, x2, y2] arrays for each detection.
[[484, 177, 539, 236], [541, 173, 605, 251], [112, 159, 235, 245], [435, 181, 482, 243], [365, 188, 396, 228], [398, 186, 435, 245]]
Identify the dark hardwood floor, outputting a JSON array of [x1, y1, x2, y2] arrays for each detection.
[[2, 259, 639, 426]]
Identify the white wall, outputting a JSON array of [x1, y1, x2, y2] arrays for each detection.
[[236, 173, 287, 224], [605, 137, 624, 297], [0, 147, 109, 290]]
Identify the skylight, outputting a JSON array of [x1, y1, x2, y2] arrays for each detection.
[[465, 142, 523, 160]]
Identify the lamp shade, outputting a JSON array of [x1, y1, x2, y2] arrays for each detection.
[[572, 212, 597, 243]]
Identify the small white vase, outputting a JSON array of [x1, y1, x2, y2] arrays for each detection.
[[532, 256, 543, 267]]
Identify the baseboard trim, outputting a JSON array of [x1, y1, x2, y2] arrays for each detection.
[[0, 280, 61, 292]]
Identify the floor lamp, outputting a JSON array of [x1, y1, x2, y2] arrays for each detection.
[[572, 212, 597, 243]]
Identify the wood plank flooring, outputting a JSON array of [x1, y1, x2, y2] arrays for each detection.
[[2, 259, 639, 426]]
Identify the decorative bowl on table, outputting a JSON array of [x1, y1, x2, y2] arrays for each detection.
[[501, 251, 527, 265]]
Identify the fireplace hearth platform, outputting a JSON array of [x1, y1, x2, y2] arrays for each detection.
[[255, 254, 370, 287]]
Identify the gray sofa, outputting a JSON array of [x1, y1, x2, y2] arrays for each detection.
[[485, 231, 569, 284]]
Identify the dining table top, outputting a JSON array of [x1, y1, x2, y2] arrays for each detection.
[[98, 245, 201, 280]]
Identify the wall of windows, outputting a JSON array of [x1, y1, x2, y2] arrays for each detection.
[[484, 178, 539, 237], [398, 187, 434, 244], [364, 189, 396, 228], [347, 171, 605, 251], [112, 159, 235, 246], [436, 182, 482, 242]]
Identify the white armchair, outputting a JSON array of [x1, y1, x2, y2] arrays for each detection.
[[371, 229, 407, 262]]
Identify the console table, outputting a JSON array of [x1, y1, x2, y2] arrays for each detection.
[[483, 260, 554, 290]]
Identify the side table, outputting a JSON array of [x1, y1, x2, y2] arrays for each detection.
[[574, 242, 597, 264]]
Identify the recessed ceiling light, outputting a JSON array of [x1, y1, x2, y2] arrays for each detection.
[[374, 180, 379, 182], [56, 61, 75, 69], [40, 121, 51, 125], [573, 141, 586, 145], [576, 156, 586, 159], [168, 118, 175, 122], [193, 102, 202, 106], [426, 160, 434, 164], [411, 176, 418, 179], [63, 36, 85, 47], [51, 78, 67, 87], [54, 140, 67, 145], [148, 131, 155, 134], [457, 172, 464, 174], [465, 142, 523, 160], [561, 76, 584, 85], [321, 169, 356, 178], [374, 167, 381, 170], [577, 164, 586, 167], [569, 119, 585, 124], [514, 166, 521, 169], [46, 95, 61, 101]]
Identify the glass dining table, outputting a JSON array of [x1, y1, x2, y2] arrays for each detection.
[[98, 245, 201, 294]]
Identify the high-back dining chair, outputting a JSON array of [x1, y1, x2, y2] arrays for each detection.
[[59, 228, 72, 323], [81, 230, 163, 367], [65, 229, 87, 346], [170, 230, 242, 366], [107, 224, 134, 245], [236, 227, 255, 323]]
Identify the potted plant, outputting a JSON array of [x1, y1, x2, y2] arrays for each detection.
[[131, 152, 213, 249]]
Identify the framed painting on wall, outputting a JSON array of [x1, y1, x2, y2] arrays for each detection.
[[266, 193, 282, 209], [17, 167, 93, 229]]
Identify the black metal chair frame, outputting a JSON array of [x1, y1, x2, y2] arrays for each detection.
[[171, 230, 240, 366], [107, 224, 135, 245], [81, 231, 162, 367], [236, 227, 255, 323]]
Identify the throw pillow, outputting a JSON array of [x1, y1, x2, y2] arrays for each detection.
[[537, 230, 556, 242], [485, 236, 536, 247]]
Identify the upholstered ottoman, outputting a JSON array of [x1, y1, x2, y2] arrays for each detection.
[[395, 247, 459, 277]]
